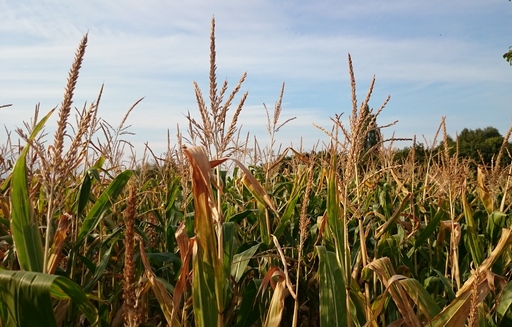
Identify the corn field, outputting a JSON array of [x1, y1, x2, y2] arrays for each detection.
[[1, 19, 512, 327]]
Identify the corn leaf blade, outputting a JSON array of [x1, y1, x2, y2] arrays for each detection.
[[10, 109, 54, 272], [462, 189, 484, 266], [317, 245, 347, 327], [497, 281, 512, 326], [192, 244, 218, 327], [76, 169, 133, 245], [0, 270, 98, 327], [231, 243, 260, 283], [183, 146, 222, 326]]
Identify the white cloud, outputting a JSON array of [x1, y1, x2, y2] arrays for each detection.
[[1, 0, 510, 158]]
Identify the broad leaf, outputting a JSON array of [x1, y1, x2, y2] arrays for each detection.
[[10, 109, 54, 272], [0, 270, 98, 327], [76, 169, 133, 244], [317, 246, 347, 327], [231, 243, 260, 283], [462, 189, 484, 266], [497, 281, 512, 326]]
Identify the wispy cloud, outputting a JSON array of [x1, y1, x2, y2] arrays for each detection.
[[1, 0, 511, 156]]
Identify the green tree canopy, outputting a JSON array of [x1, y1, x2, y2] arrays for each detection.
[[457, 126, 505, 165], [362, 105, 381, 154], [504, 46, 512, 65], [394, 143, 429, 164], [395, 126, 511, 167]]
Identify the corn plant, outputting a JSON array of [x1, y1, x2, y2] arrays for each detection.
[[2, 17, 512, 327]]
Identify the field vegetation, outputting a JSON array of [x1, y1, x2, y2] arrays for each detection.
[[2, 19, 512, 327]]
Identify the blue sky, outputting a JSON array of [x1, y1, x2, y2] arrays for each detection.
[[1, 0, 511, 158]]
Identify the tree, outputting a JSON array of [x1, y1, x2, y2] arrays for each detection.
[[395, 127, 512, 167], [394, 143, 430, 165], [362, 105, 381, 154], [504, 46, 512, 65], [456, 126, 510, 166]]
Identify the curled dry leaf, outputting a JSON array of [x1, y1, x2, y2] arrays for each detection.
[[230, 158, 277, 214], [366, 258, 422, 327], [257, 266, 288, 327], [139, 241, 180, 327], [477, 166, 493, 214], [171, 222, 194, 324], [182, 145, 220, 252], [272, 234, 296, 300], [437, 220, 461, 246], [47, 212, 70, 274]]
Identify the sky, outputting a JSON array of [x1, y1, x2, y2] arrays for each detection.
[[1, 0, 511, 159]]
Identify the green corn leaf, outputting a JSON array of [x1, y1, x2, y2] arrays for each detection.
[[234, 279, 260, 327], [399, 278, 441, 320], [0, 175, 11, 194], [10, 109, 54, 272], [89, 157, 104, 181], [193, 245, 218, 327], [75, 253, 96, 273], [184, 146, 223, 326], [77, 169, 93, 215], [273, 168, 306, 239], [317, 245, 347, 327], [487, 211, 507, 246], [231, 243, 260, 283], [83, 242, 114, 292], [325, 164, 346, 271], [375, 193, 412, 239], [143, 252, 181, 264], [414, 207, 447, 249], [273, 184, 302, 239], [431, 269, 456, 301], [497, 281, 512, 326], [348, 284, 368, 325], [428, 229, 512, 326], [76, 169, 133, 245], [0, 269, 98, 327], [227, 209, 256, 224], [223, 222, 236, 278], [462, 190, 484, 266], [165, 176, 181, 215]]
